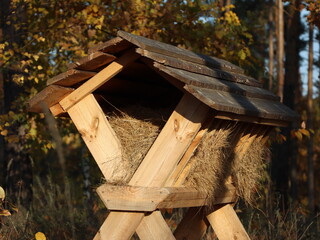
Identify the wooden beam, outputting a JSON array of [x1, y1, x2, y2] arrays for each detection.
[[67, 94, 123, 180], [136, 211, 176, 240], [28, 85, 73, 113], [94, 93, 211, 240], [88, 37, 133, 54], [67, 51, 116, 71], [97, 184, 236, 211], [174, 207, 209, 240], [215, 111, 289, 127], [207, 204, 250, 240], [46, 69, 96, 87], [60, 49, 140, 111]]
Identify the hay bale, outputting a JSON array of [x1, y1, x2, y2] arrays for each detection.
[[105, 105, 170, 184], [232, 140, 268, 205], [185, 122, 268, 206], [184, 122, 235, 206]]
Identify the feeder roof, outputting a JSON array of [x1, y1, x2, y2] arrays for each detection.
[[29, 30, 299, 126]]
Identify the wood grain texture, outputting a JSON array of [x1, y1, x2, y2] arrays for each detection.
[[118, 30, 244, 74], [97, 184, 236, 211], [207, 204, 251, 240], [28, 85, 73, 113], [67, 51, 116, 71], [155, 64, 277, 101], [60, 49, 140, 111], [67, 94, 123, 180], [88, 37, 133, 54], [185, 85, 299, 122], [136, 211, 176, 240], [94, 94, 211, 240], [46, 69, 96, 87], [137, 48, 261, 87]]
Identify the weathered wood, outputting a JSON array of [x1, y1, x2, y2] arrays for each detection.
[[215, 111, 290, 127], [174, 207, 209, 240], [46, 69, 96, 87], [28, 85, 73, 113], [137, 48, 261, 87], [94, 93, 211, 240], [118, 30, 244, 74], [88, 37, 133, 54], [185, 85, 299, 121], [97, 184, 236, 211], [67, 51, 116, 71], [155, 64, 277, 101], [67, 94, 123, 180], [207, 204, 251, 240], [136, 211, 176, 240], [60, 49, 140, 111]]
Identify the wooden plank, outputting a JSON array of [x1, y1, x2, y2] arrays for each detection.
[[215, 111, 290, 127], [28, 85, 73, 113], [136, 211, 176, 240], [46, 69, 96, 87], [97, 184, 236, 211], [49, 103, 65, 116], [88, 37, 133, 54], [174, 207, 209, 240], [154, 64, 277, 101], [207, 204, 250, 240], [185, 85, 299, 122], [118, 30, 244, 74], [94, 93, 211, 240], [93, 212, 144, 240], [137, 48, 261, 87], [165, 117, 219, 186], [67, 94, 123, 180], [60, 49, 140, 111], [67, 51, 116, 71]]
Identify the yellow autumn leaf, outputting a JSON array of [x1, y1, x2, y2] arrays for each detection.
[[37, 65, 43, 70], [0, 186, 5, 200], [1, 129, 8, 136], [35, 232, 46, 240]]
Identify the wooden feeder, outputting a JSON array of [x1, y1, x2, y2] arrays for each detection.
[[29, 31, 298, 240]]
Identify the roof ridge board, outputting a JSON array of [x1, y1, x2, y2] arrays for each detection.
[[46, 69, 96, 87], [117, 30, 244, 75], [137, 48, 261, 88], [88, 37, 134, 54], [185, 85, 299, 122], [67, 51, 116, 71], [154, 63, 279, 102]]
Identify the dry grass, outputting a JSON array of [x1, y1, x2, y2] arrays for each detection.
[[103, 105, 269, 206], [233, 140, 268, 205], [105, 105, 170, 184], [184, 122, 234, 206]]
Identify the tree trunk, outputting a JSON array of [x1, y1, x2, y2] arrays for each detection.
[[268, 0, 274, 91], [272, 0, 301, 209], [283, 0, 302, 203], [307, 23, 314, 217], [276, 0, 284, 101], [0, 0, 33, 208]]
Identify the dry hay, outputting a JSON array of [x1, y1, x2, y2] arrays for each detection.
[[185, 122, 268, 206], [105, 105, 170, 184], [232, 140, 268, 205], [184, 122, 235, 206], [103, 104, 268, 206]]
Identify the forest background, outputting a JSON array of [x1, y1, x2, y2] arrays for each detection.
[[0, 0, 320, 239]]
